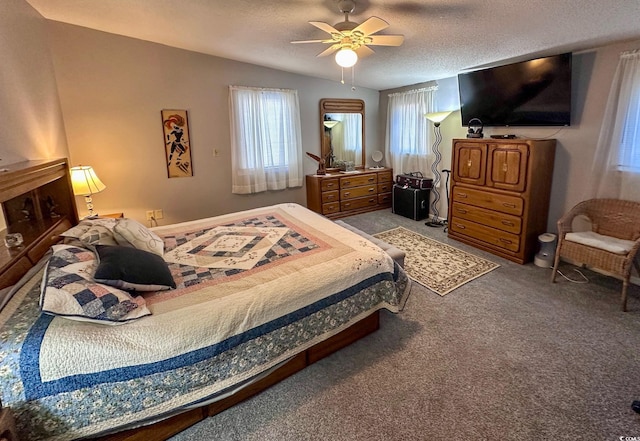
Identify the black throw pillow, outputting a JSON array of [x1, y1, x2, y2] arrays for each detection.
[[93, 245, 176, 291]]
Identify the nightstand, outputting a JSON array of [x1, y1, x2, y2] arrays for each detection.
[[99, 212, 124, 219]]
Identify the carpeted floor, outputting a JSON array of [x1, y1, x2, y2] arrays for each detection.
[[171, 209, 640, 441]]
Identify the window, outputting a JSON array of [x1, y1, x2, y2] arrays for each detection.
[[618, 64, 640, 172], [384, 86, 437, 174], [586, 49, 640, 200], [229, 86, 303, 194]]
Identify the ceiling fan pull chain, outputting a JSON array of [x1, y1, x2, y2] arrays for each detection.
[[351, 65, 356, 91], [341, 67, 345, 84]]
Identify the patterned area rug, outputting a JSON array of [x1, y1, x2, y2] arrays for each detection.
[[374, 227, 500, 296]]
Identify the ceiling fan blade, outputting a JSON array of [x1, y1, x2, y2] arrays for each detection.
[[309, 21, 341, 35], [317, 44, 341, 57], [352, 16, 389, 36], [356, 45, 375, 58], [367, 35, 405, 46], [291, 39, 336, 44]]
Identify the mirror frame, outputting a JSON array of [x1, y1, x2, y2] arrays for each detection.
[[319, 98, 365, 170]]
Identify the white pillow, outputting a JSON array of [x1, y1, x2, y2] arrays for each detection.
[[114, 218, 165, 256], [565, 231, 635, 255]]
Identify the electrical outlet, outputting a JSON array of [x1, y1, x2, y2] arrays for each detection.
[[146, 211, 154, 221], [154, 209, 164, 220]]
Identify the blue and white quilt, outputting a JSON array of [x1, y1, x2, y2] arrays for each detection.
[[0, 203, 410, 440]]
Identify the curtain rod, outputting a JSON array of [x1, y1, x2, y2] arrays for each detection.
[[387, 85, 438, 97]]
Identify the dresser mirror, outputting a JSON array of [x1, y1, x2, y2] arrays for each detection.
[[320, 99, 365, 170]]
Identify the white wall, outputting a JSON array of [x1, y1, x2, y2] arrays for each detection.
[[47, 23, 380, 224], [0, 0, 69, 164]]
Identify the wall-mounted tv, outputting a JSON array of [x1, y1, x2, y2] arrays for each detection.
[[458, 52, 572, 127]]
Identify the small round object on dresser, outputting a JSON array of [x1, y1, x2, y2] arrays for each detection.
[[3, 233, 24, 248]]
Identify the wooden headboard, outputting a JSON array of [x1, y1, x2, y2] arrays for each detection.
[[0, 159, 78, 290]]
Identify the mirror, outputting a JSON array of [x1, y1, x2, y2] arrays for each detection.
[[320, 99, 365, 170]]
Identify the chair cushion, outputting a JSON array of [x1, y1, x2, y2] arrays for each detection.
[[565, 231, 635, 255]]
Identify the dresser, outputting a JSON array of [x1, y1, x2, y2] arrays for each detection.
[[306, 168, 393, 219], [447, 138, 556, 264]]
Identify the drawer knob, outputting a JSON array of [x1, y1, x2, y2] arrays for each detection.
[[344, 192, 350, 196], [458, 193, 467, 198], [467, 160, 472, 167], [368, 178, 375, 182], [456, 224, 466, 229], [502, 163, 508, 172], [503, 202, 516, 208], [327, 183, 334, 187], [501, 220, 514, 226], [343, 180, 350, 185], [457, 208, 468, 214], [368, 188, 375, 192], [499, 238, 513, 244]]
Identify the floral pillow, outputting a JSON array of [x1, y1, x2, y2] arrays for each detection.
[[40, 244, 151, 325]]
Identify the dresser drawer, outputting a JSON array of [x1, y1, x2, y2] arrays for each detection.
[[378, 193, 392, 205], [322, 202, 340, 215], [451, 202, 522, 234], [340, 174, 377, 189], [452, 186, 523, 216], [341, 196, 378, 211], [321, 178, 339, 192], [449, 216, 521, 252], [377, 171, 393, 183], [377, 182, 392, 193], [341, 185, 377, 200], [321, 190, 339, 204]]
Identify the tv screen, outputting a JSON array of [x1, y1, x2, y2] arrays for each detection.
[[458, 52, 572, 127]]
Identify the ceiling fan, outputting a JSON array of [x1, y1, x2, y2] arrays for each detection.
[[291, 0, 404, 68]]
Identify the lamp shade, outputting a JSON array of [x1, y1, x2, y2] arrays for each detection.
[[70, 166, 106, 196], [335, 48, 358, 68], [323, 120, 339, 129], [425, 111, 453, 125]]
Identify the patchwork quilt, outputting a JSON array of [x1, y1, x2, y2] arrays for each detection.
[[0, 203, 410, 440]]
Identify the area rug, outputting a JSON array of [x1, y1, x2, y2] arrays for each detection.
[[373, 227, 500, 296]]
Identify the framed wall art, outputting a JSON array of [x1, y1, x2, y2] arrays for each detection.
[[161, 109, 193, 178]]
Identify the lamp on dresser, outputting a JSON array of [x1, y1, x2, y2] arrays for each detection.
[[424, 111, 452, 227], [70, 165, 106, 218]]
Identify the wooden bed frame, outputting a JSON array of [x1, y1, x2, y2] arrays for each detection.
[[0, 159, 380, 441]]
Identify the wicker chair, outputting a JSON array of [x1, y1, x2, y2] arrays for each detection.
[[551, 198, 640, 311]]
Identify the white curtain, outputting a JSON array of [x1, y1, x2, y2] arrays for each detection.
[[229, 85, 303, 194], [585, 49, 640, 201], [384, 86, 438, 176]]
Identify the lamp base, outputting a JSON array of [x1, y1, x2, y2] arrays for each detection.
[[425, 217, 446, 228]]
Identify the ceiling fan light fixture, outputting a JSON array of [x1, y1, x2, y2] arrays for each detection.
[[335, 48, 358, 67]]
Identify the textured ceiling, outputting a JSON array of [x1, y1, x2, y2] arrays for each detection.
[[26, 0, 640, 90]]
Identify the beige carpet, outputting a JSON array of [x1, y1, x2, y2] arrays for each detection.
[[374, 226, 500, 296]]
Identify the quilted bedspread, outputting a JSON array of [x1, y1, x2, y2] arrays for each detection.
[[0, 203, 410, 440]]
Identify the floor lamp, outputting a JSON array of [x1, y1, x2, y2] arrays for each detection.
[[424, 111, 452, 227]]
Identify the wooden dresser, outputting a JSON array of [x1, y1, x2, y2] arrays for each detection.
[[306, 168, 393, 219], [447, 138, 556, 264]]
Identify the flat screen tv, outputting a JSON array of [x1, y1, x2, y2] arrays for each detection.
[[458, 52, 572, 127]]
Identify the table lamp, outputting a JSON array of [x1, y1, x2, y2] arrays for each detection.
[[70, 165, 106, 217]]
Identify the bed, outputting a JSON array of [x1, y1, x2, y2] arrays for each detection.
[[0, 159, 411, 441]]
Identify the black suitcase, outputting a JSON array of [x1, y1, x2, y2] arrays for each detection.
[[392, 184, 430, 221], [395, 172, 433, 190]]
